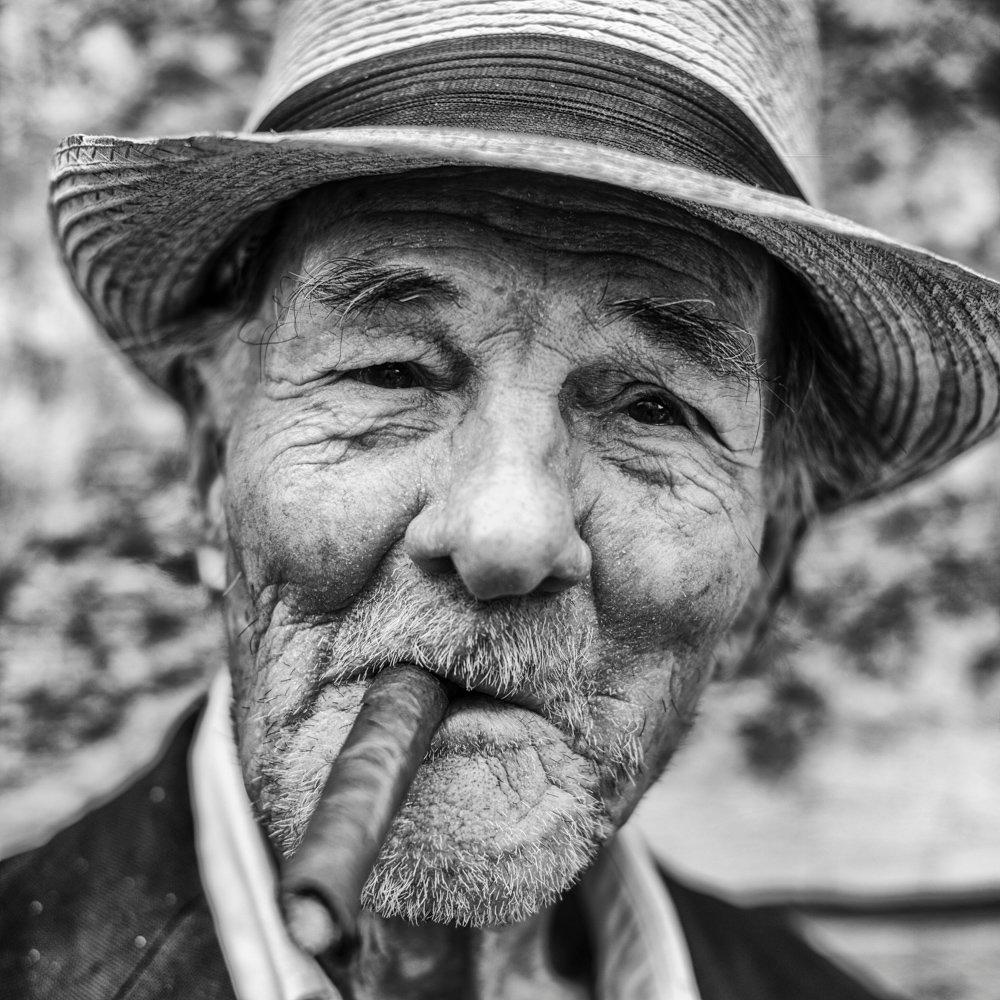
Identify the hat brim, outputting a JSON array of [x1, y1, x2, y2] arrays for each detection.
[[50, 126, 1000, 509]]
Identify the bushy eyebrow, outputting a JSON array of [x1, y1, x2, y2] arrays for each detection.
[[288, 259, 462, 320], [281, 262, 760, 388], [605, 297, 762, 387]]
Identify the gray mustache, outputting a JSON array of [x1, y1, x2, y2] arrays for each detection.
[[312, 568, 596, 692], [264, 566, 643, 776]]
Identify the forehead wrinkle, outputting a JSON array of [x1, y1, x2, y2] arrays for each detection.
[[289, 171, 769, 278], [352, 173, 707, 240], [288, 182, 769, 302], [326, 195, 706, 262]]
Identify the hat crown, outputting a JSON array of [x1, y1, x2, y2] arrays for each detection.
[[249, 0, 821, 200]]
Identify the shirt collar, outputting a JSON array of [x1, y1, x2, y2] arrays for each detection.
[[190, 669, 701, 1000]]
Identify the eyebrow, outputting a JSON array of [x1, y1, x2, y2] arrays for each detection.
[[286, 259, 461, 320], [605, 297, 761, 387], [281, 262, 761, 386]]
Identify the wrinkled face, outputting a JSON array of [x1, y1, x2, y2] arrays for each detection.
[[200, 169, 775, 926]]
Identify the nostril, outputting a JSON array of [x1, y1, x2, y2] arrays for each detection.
[[550, 534, 592, 585], [456, 559, 548, 602], [411, 553, 457, 578], [402, 507, 453, 576], [413, 532, 589, 600], [535, 574, 578, 595]]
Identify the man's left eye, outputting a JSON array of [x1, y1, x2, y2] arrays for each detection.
[[347, 363, 420, 389], [625, 396, 688, 426]]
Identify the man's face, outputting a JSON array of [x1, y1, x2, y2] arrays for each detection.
[[202, 170, 774, 926]]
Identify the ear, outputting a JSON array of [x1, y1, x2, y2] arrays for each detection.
[[177, 360, 229, 595]]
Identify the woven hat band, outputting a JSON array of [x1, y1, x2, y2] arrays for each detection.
[[257, 34, 804, 199]]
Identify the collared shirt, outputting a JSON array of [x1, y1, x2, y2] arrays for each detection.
[[190, 669, 702, 1000]]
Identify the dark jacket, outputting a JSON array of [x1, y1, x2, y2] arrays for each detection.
[[0, 707, 892, 1000]]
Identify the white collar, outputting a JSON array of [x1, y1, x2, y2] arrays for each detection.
[[190, 669, 702, 1000]]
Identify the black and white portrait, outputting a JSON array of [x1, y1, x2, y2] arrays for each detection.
[[1, 2, 998, 998]]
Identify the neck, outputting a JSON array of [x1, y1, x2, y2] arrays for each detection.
[[331, 897, 591, 1000]]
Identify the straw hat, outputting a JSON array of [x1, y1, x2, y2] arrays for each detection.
[[49, 0, 1000, 510]]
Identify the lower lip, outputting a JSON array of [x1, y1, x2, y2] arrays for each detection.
[[434, 693, 556, 744]]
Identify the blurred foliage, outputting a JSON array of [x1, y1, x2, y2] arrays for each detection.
[[0, 435, 220, 781]]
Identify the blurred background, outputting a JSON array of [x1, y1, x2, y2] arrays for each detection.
[[1, 1, 998, 997]]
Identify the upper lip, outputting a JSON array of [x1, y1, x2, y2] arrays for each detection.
[[331, 659, 549, 716]]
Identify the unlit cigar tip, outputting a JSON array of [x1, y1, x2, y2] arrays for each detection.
[[284, 893, 341, 957]]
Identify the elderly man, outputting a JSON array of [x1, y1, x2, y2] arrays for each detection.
[[2, 0, 998, 998]]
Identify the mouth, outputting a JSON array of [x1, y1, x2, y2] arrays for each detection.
[[326, 658, 551, 717], [407, 672, 579, 768], [440, 674, 548, 716]]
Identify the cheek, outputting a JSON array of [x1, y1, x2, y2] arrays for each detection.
[[588, 467, 764, 656], [583, 463, 764, 820], [222, 402, 428, 611]]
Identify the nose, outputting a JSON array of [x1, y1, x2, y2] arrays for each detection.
[[404, 394, 591, 601]]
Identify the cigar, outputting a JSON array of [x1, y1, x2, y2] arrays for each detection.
[[280, 664, 451, 959]]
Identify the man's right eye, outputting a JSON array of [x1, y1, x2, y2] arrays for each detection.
[[346, 363, 421, 389]]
